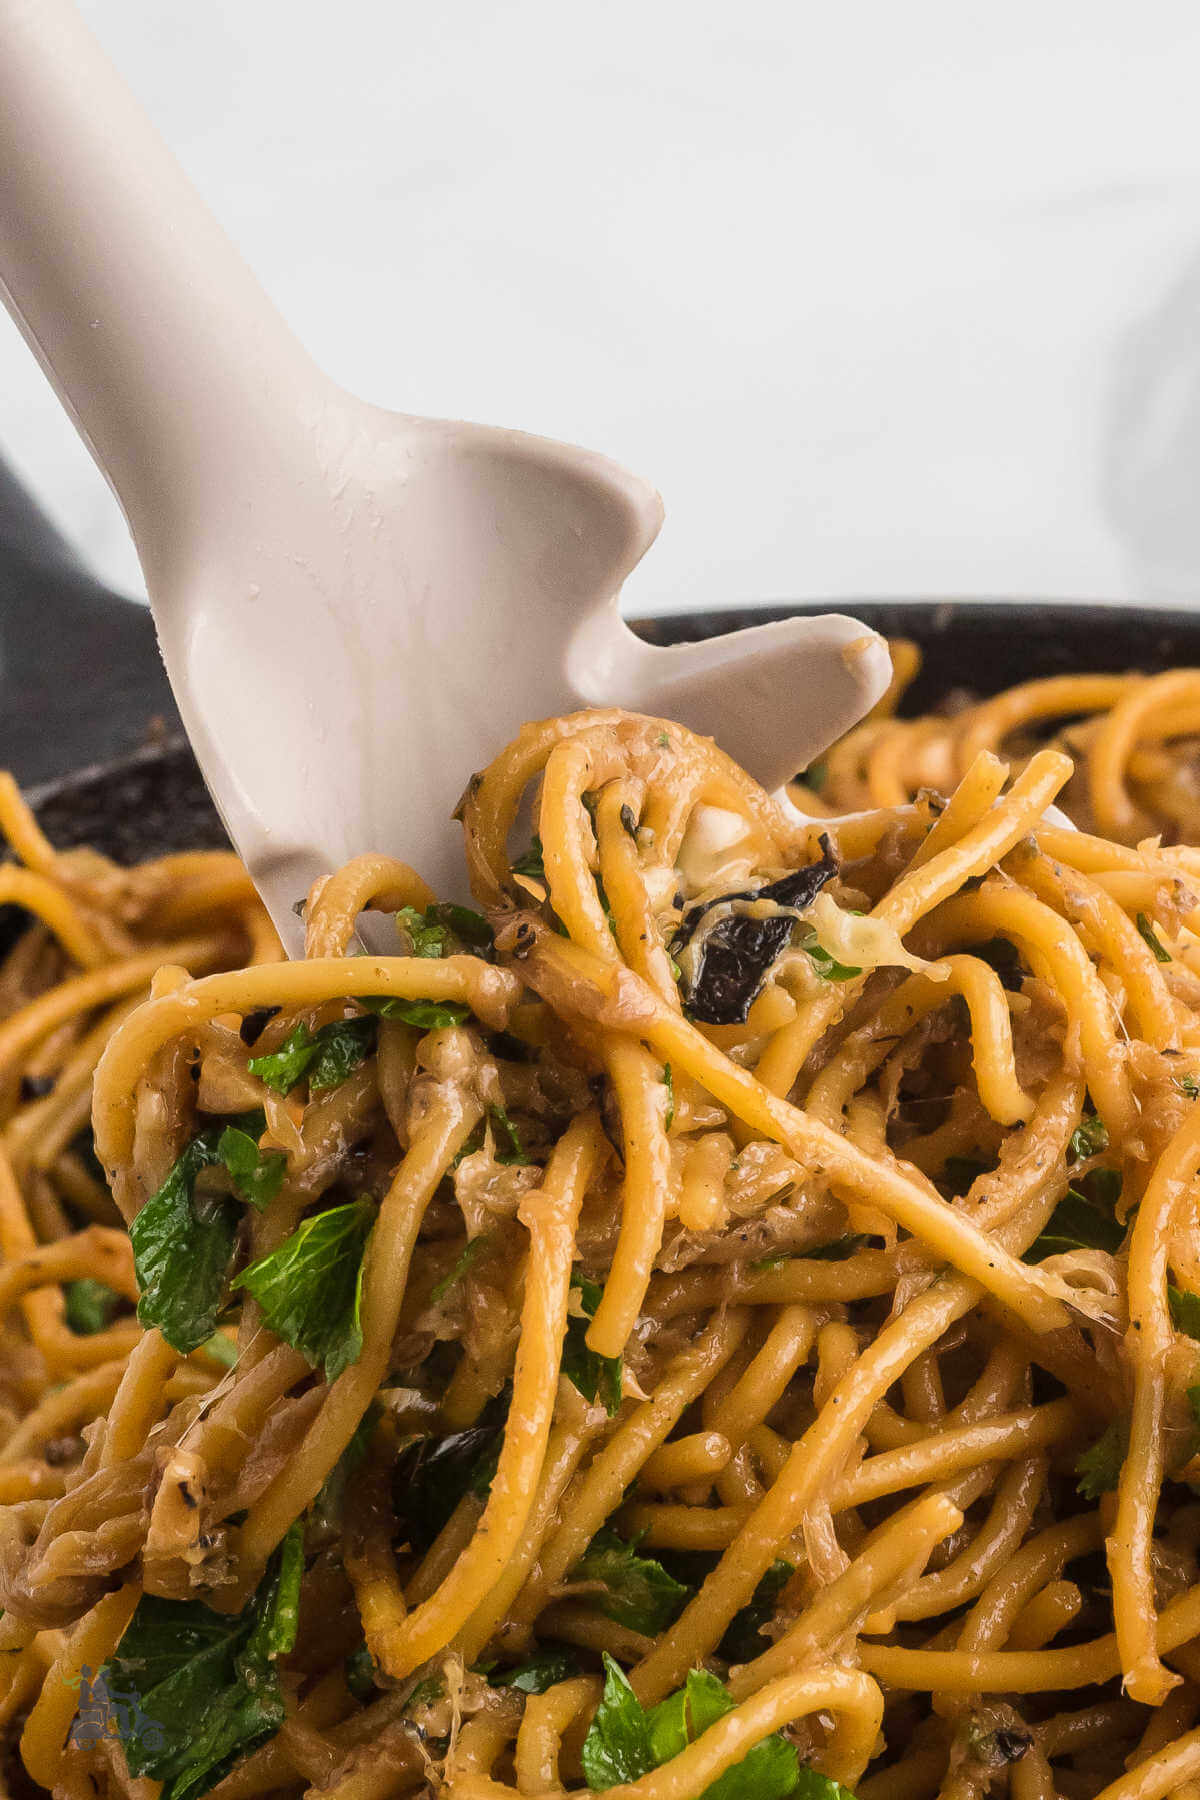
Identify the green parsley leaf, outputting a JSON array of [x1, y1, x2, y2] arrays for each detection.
[[216, 1125, 286, 1209], [391, 1392, 510, 1555], [248, 1521, 304, 1661], [307, 1019, 377, 1094], [490, 1647, 580, 1694], [750, 1251, 789, 1273], [405, 1676, 444, 1711], [1026, 1187, 1125, 1264], [512, 837, 545, 879], [1137, 912, 1172, 962], [572, 1529, 691, 1636], [64, 1277, 120, 1335], [248, 1019, 377, 1096], [804, 1234, 869, 1262], [396, 905, 451, 957], [1069, 1115, 1110, 1162], [1178, 1075, 1200, 1099], [1087, 1166, 1123, 1210], [1076, 1418, 1129, 1499], [655, 731, 670, 748], [581, 1657, 801, 1799], [311, 1406, 379, 1535], [101, 1524, 303, 1800], [662, 1064, 675, 1132], [563, 1272, 623, 1416], [202, 1331, 239, 1369], [427, 902, 494, 950], [797, 928, 860, 982], [490, 1103, 530, 1166], [652, 1668, 799, 1800], [1170, 1285, 1200, 1342], [581, 1656, 654, 1787], [344, 1642, 378, 1702], [360, 995, 471, 1029], [234, 1200, 374, 1381], [792, 1775, 862, 1800], [247, 1024, 320, 1095], [719, 1560, 793, 1664], [431, 1235, 492, 1303], [130, 1136, 241, 1353], [943, 1156, 990, 1194]]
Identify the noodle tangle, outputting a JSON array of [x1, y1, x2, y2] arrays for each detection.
[[0, 685, 1198, 1800]]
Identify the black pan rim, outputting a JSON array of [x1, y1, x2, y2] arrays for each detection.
[[21, 596, 1200, 856]]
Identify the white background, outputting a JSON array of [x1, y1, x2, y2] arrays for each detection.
[[5, 0, 1200, 614]]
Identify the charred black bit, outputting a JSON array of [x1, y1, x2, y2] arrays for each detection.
[[671, 835, 838, 954], [672, 836, 839, 1026], [18, 1074, 54, 1101], [679, 914, 795, 1026], [620, 805, 638, 837], [993, 1731, 1033, 1763], [971, 937, 1026, 993], [512, 921, 537, 958], [239, 1006, 281, 1048]]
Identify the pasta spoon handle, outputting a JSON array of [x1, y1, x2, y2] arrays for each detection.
[[0, 0, 890, 947]]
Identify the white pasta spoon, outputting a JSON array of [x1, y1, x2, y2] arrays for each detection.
[[0, 0, 890, 954]]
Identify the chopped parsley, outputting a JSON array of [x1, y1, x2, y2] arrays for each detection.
[[581, 1655, 805, 1799], [233, 1199, 374, 1381], [797, 928, 860, 983], [1069, 1115, 1109, 1162], [396, 902, 493, 957], [360, 995, 471, 1029], [344, 1642, 378, 1701], [512, 837, 546, 880], [100, 1524, 304, 1800], [562, 1272, 623, 1416], [943, 1156, 990, 1194], [131, 1118, 278, 1353], [202, 1331, 239, 1370], [215, 1122, 286, 1208], [390, 1392, 510, 1555], [396, 905, 450, 957], [431, 1235, 492, 1303], [490, 1646, 581, 1694], [1076, 1418, 1129, 1499], [490, 1103, 530, 1166], [1137, 912, 1172, 963], [64, 1278, 121, 1335], [572, 1529, 691, 1636], [248, 1018, 376, 1095], [719, 1560, 794, 1664], [1169, 1285, 1200, 1342], [1026, 1179, 1125, 1264]]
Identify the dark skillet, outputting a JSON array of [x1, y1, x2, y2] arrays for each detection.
[[4, 451, 1200, 860]]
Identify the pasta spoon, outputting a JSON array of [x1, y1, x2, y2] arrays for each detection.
[[0, 0, 890, 954]]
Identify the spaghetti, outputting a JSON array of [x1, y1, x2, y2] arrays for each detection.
[[0, 689, 1199, 1800]]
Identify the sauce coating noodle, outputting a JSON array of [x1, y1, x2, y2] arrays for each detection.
[[2, 685, 1200, 1800]]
